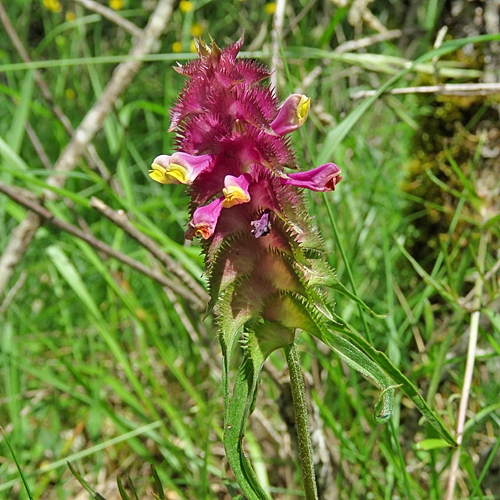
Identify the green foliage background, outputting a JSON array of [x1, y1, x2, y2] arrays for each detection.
[[1, 0, 499, 499]]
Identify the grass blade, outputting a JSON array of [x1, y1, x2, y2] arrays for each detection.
[[1, 427, 34, 500]]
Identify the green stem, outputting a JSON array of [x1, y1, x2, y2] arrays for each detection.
[[285, 342, 318, 500], [323, 193, 373, 344]]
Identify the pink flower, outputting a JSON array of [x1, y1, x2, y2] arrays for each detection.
[[185, 197, 224, 240], [271, 94, 311, 136], [280, 163, 342, 192], [222, 174, 251, 208], [149, 152, 212, 185]]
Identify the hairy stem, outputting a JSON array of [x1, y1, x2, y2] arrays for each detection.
[[285, 342, 318, 500]]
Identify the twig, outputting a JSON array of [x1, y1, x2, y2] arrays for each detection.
[[270, 0, 287, 90], [0, 270, 27, 316], [163, 288, 213, 368], [90, 197, 209, 304], [0, 0, 175, 300], [74, 0, 142, 38], [0, 0, 110, 181], [25, 122, 52, 170], [334, 29, 402, 54], [351, 83, 500, 100], [0, 182, 205, 311], [282, 0, 316, 38], [445, 231, 489, 500]]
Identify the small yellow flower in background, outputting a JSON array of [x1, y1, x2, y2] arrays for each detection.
[[43, 0, 62, 13], [66, 11, 77, 22], [190, 40, 197, 53], [265, 2, 276, 14], [65, 88, 76, 100], [190, 22, 203, 37], [109, 0, 123, 10], [172, 42, 182, 53], [179, 1, 194, 13]]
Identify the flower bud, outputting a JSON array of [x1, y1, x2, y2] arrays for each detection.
[[280, 163, 342, 192], [185, 197, 224, 240], [271, 94, 311, 136]]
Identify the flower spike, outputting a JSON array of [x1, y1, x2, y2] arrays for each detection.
[[149, 153, 212, 185], [280, 163, 342, 192], [148, 37, 350, 500], [271, 94, 311, 136]]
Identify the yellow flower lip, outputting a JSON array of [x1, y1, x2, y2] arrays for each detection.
[[297, 96, 311, 122], [149, 163, 169, 184], [222, 174, 251, 208], [149, 162, 189, 185], [165, 163, 189, 184], [222, 185, 250, 208]]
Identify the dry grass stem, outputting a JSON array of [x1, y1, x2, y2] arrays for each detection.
[[351, 82, 500, 99], [89, 197, 209, 304], [74, 0, 143, 38], [270, 0, 287, 90], [0, 0, 175, 300], [0, 182, 205, 310], [334, 29, 402, 53], [445, 231, 489, 500]]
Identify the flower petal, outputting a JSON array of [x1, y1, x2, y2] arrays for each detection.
[[150, 153, 212, 185], [271, 94, 311, 136], [280, 163, 342, 192], [185, 197, 224, 240], [222, 174, 251, 208]]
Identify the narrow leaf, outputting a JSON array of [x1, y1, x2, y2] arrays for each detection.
[[223, 353, 272, 500], [319, 329, 396, 423], [151, 465, 166, 500], [116, 477, 131, 500], [67, 462, 107, 500], [1, 427, 34, 500], [325, 277, 386, 318], [327, 317, 457, 446], [416, 439, 453, 451]]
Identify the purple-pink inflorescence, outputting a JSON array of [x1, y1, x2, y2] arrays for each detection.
[[150, 35, 341, 337]]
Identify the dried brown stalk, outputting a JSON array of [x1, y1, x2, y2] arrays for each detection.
[[0, 182, 205, 311], [74, 0, 142, 38], [351, 82, 500, 100], [89, 197, 209, 304], [0, 0, 175, 300]]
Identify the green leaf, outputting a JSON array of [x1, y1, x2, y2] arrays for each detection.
[[324, 277, 386, 318], [1, 427, 34, 500], [116, 477, 131, 500], [318, 328, 397, 423], [7, 70, 34, 154], [67, 462, 107, 500], [326, 317, 457, 446], [223, 323, 295, 500], [151, 465, 166, 500], [223, 354, 272, 500], [416, 439, 453, 451]]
